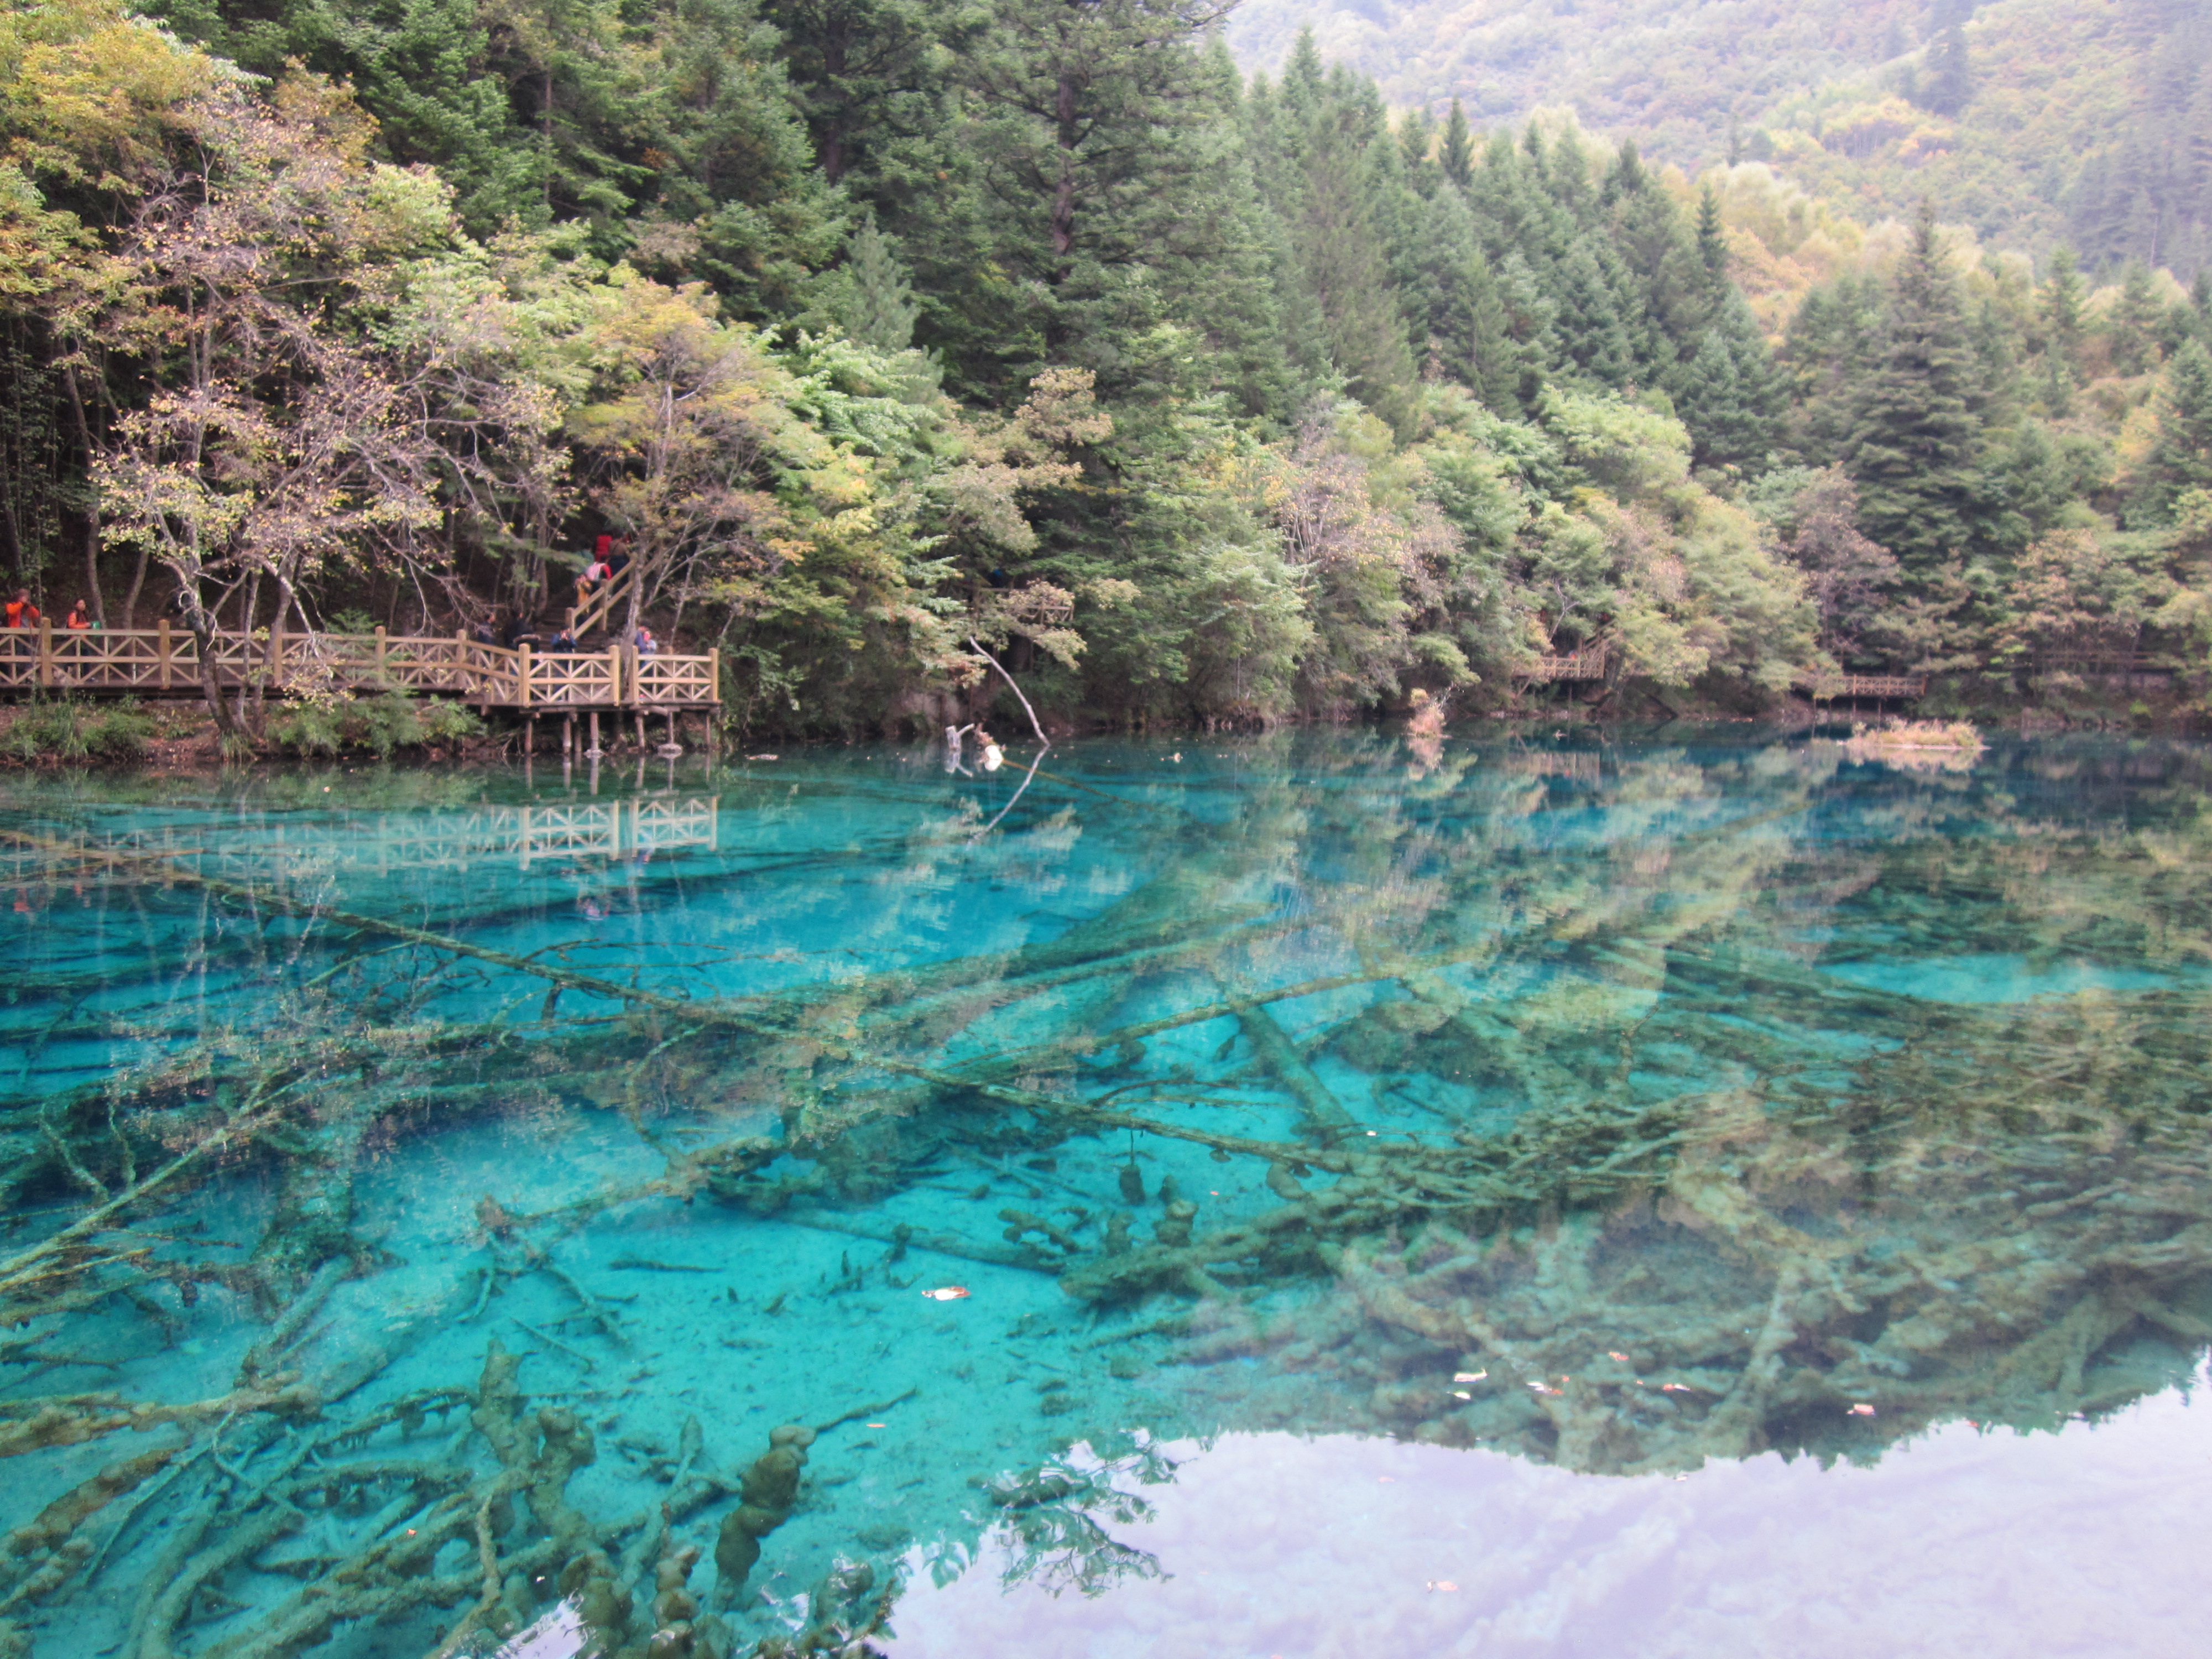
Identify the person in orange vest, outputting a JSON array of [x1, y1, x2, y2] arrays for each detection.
[[4, 588, 36, 661], [65, 599, 91, 630]]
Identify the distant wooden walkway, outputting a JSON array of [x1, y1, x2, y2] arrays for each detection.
[[1793, 671, 1928, 702], [1518, 645, 1612, 684], [0, 622, 718, 711]]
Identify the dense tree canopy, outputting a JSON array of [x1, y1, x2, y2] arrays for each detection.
[[1, 2, 2208, 733]]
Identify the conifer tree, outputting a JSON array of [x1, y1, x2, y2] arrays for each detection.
[[2110, 259, 2164, 376], [1280, 80, 1420, 435], [1694, 186, 1729, 291], [954, 0, 1232, 370], [1923, 24, 1974, 117], [764, 0, 963, 186], [1438, 98, 1474, 191], [1675, 289, 1785, 470], [830, 215, 920, 351], [1398, 106, 1436, 184], [1844, 205, 1986, 578], [2142, 337, 2212, 516], [2041, 248, 2087, 393]]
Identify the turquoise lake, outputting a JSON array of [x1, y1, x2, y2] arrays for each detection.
[[1, 729, 2208, 1658]]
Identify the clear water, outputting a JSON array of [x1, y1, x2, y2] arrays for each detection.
[[2, 731, 2208, 1659]]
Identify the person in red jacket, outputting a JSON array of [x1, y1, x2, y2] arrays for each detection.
[[4, 589, 36, 660]]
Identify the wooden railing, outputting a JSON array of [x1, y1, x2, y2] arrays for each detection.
[[1794, 671, 1929, 701], [0, 622, 718, 709], [568, 562, 639, 639], [1519, 646, 1612, 683]]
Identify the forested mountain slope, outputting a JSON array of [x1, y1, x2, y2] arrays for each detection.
[[1229, 0, 2212, 278], [1227, 1, 1923, 159], [1, 1, 2208, 744]]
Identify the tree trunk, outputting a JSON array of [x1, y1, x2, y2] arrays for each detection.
[[61, 361, 104, 625]]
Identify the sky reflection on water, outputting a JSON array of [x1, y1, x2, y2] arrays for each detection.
[[891, 1379, 2212, 1658]]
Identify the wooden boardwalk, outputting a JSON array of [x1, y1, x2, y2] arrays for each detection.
[[1793, 671, 1929, 702], [0, 621, 719, 711], [1518, 645, 1612, 684]]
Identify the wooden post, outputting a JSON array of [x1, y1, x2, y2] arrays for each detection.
[[607, 643, 622, 708], [373, 624, 388, 675], [37, 617, 54, 688], [564, 713, 575, 759], [588, 710, 602, 757], [270, 612, 285, 682], [517, 643, 533, 708], [707, 646, 721, 706], [454, 629, 467, 694], [635, 712, 647, 749], [158, 619, 172, 689]]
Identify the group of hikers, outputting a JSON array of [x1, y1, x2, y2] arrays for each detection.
[[470, 535, 660, 657], [7, 589, 97, 651]]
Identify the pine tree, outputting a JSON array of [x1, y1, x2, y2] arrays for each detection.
[[1675, 288, 1785, 470], [764, 0, 963, 186], [1438, 98, 1474, 191], [2041, 248, 2086, 386], [1455, 248, 1523, 414], [1279, 75, 1420, 436], [1694, 186, 1729, 290], [2110, 259, 2164, 375], [1923, 24, 1974, 116], [2142, 337, 2212, 516], [954, 0, 1232, 371], [831, 215, 920, 350], [1550, 239, 1635, 389], [1398, 107, 1436, 182], [1844, 205, 1986, 578]]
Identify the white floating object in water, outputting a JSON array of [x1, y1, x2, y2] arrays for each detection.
[[922, 1286, 971, 1301]]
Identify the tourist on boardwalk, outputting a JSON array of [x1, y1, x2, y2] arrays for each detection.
[[4, 589, 36, 658], [634, 624, 658, 656], [60, 599, 92, 674], [576, 535, 613, 608]]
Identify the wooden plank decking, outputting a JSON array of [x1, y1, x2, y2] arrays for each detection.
[[0, 622, 719, 711]]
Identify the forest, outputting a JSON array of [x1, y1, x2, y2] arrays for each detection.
[[1, 0, 2209, 737]]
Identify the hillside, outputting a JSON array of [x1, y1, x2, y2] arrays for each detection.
[[1226, 2, 1922, 157], [1228, 0, 2211, 277]]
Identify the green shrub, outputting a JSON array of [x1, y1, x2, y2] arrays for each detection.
[[267, 701, 344, 756], [1, 698, 158, 764], [268, 692, 483, 757]]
